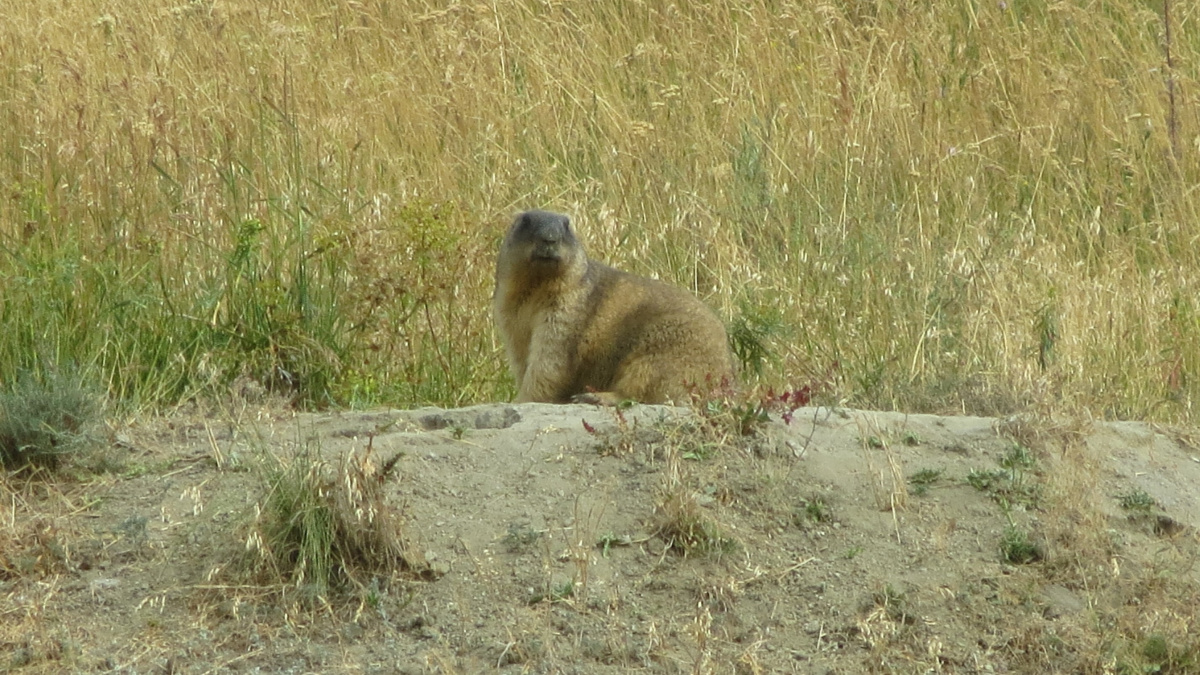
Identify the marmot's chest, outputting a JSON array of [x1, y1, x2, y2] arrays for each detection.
[[524, 293, 584, 345], [500, 283, 579, 354]]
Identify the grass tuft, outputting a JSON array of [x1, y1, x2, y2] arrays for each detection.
[[728, 300, 785, 379], [0, 370, 99, 472], [653, 491, 737, 557], [243, 439, 431, 600]]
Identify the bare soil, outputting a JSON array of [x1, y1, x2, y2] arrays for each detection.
[[3, 402, 1199, 674]]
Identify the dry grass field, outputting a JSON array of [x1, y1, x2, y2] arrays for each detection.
[[2, 0, 1199, 416], [3, 1, 1200, 673]]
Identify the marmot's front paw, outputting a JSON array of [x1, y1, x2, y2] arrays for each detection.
[[571, 391, 625, 407]]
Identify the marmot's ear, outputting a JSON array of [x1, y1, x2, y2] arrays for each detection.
[[562, 215, 571, 232]]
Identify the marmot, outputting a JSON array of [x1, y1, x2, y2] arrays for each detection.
[[493, 210, 735, 405]]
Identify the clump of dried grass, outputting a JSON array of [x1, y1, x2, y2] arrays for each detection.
[[241, 440, 433, 602], [653, 490, 736, 557], [0, 479, 82, 580], [0, 516, 70, 581], [0, 477, 95, 671]]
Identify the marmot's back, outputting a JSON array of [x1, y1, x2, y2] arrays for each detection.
[[493, 210, 734, 404]]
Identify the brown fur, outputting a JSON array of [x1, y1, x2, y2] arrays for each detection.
[[493, 210, 735, 404]]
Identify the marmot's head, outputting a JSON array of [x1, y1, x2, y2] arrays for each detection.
[[498, 210, 586, 285]]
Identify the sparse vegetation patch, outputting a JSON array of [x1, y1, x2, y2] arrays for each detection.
[[502, 523, 543, 554], [967, 444, 1041, 507], [794, 496, 833, 525], [907, 468, 943, 496], [698, 384, 817, 439], [999, 524, 1043, 565], [1118, 488, 1157, 514]]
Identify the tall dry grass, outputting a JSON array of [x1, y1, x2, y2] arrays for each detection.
[[1, 0, 1198, 417]]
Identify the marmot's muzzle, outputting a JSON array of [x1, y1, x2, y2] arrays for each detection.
[[531, 244, 562, 262]]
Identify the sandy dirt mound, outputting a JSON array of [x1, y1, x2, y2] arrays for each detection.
[[3, 403, 1199, 673]]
